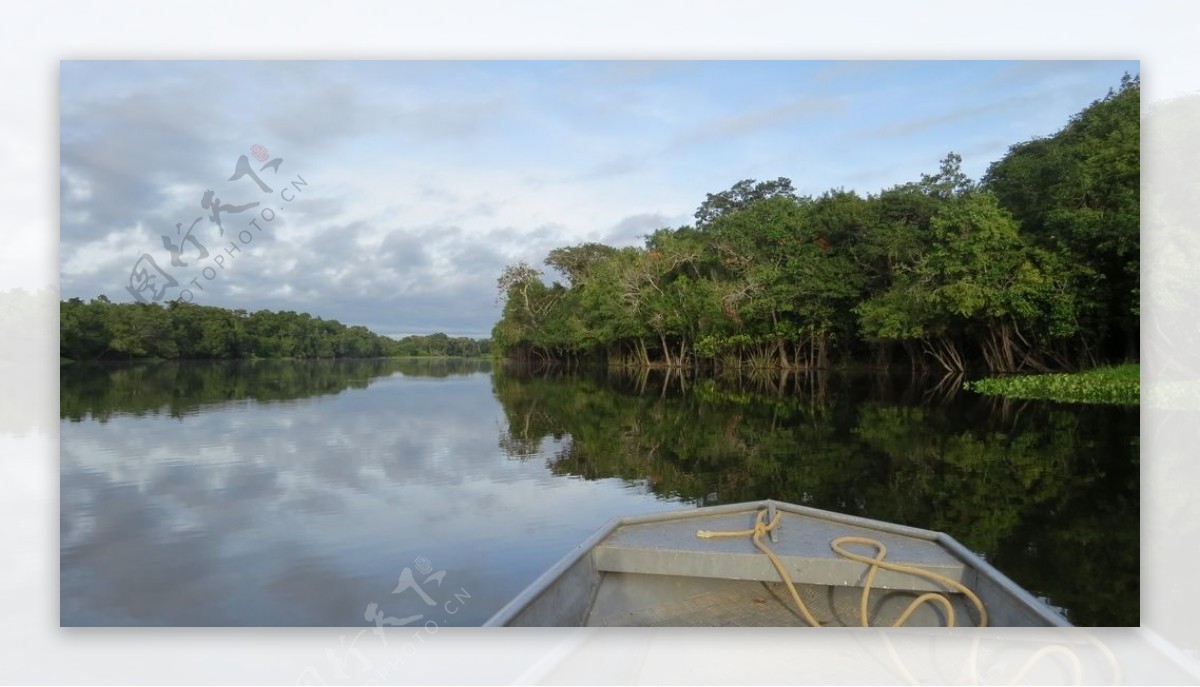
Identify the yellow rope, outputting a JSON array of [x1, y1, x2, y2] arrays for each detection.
[[831, 535, 988, 628], [697, 509, 822, 627], [696, 509, 989, 628]]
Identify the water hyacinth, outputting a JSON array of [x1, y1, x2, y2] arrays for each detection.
[[964, 364, 1140, 406]]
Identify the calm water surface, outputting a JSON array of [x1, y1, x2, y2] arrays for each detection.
[[60, 359, 1138, 626]]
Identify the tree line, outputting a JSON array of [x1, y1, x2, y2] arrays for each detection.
[[60, 297, 491, 361], [492, 75, 1139, 374]]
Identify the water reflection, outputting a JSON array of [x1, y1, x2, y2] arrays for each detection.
[[61, 358, 675, 626], [60, 360, 1137, 626], [61, 358, 492, 422], [491, 366, 1139, 626]]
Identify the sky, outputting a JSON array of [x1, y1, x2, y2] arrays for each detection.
[[59, 60, 1139, 339]]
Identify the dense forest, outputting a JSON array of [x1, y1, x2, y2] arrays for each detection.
[[492, 75, 1140, 374], [59, 297, 491, 361]]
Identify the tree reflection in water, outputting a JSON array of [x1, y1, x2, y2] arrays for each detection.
[[491, 364, 1138, 627]]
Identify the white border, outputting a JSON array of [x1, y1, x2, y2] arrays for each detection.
[[3, 1, 1198, 683]]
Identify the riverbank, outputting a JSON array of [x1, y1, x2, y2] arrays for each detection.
[[964, 364, 1139, 405]]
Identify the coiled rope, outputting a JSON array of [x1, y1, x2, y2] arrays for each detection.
[[697, 508, 988, 627]]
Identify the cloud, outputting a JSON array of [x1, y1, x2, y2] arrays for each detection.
[[577, 153, 650, 180], [982, 61, 1136, 91], [858, 92, 1045, 139], [260, 78, 371, 147], [564, 61, 696, 88], [262, 77, 505, 150], [673, 95, 845, 148], [600, 212, 676, 246], [59, 91, 224, 244], [810, 61, 900, 84], [387, 99, 507, 140], [579, 94, 845, 181]]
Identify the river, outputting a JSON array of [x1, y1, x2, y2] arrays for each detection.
[[60, 358, 1138, 626]]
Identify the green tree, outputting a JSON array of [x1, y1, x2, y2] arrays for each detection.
[[545, 243, 621, 287], [985, 74, 1139, 360], [694, 177, 797, 228], [493, 262, 566, 362], [924, 192, 1083, 372]]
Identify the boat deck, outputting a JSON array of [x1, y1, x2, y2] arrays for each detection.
[[588, 574, 975, 627], [593, 507, 969, 592]]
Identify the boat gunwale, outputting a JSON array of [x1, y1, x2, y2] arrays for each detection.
[[936, 532, 1071, 627], [483, 499, 1071, 627], [483, 517, 619, 627]]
